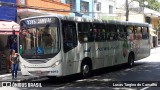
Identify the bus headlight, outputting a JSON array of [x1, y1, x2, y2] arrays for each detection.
[[21, 63, 26, 68], [52, 61, 61, 67]]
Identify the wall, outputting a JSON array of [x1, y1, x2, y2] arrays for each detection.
[[129, 14, 145, 23], [26, 0, 70, 15], [94, 0, 116, 19], [0, 0, 17, 21], [17, 0, 70, 17], [0, 35, 8, 50], [151, 17, 159, 29]]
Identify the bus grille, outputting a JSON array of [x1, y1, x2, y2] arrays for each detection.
[[28, 71, 50, 76], [26, 60, 48, 64]]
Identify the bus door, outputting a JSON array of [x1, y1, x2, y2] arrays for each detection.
[[93, 23, 106, 68], [134, 26, 142, 59], [106, 24, 117, 66], [116, 25, 128, 64], [62, 21, 78, 75]]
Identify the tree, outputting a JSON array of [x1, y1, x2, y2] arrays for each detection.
[[134, 0, 160, 11]]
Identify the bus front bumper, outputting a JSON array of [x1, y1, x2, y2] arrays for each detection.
[[20, 64, 62, 76]]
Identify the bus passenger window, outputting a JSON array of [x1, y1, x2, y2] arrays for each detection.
[[127, 26, 134, 40], [93, 23, 106, 41], [117, 25, 127, 40], [78, 23, 93, 42], [107, 24, 117, 41], [142, 27, 149, 39], [62, 21, 77, 53], [135, 26, 142, 40]]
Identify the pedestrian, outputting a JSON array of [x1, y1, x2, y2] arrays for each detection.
[[4, 46, 11, 73], [10, 49, 19, 79], [11, 38, 17, 53]]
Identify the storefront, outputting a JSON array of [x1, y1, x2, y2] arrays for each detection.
[[150, 28, 157, 48], [0, 20, 20, 70]]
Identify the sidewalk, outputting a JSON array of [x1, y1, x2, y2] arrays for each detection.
[[0, 70, 44, 82]]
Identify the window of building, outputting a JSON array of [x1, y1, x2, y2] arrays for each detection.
[[80, 1, 89, 15], [18, 0, 25, 5], [66, 0, 76, 11], [109, 5, 113, 14], [96, 2, 101, 11]]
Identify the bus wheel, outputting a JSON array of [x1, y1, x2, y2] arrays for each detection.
[[128, 54, 134, 67], [81, 62, 91, 78]]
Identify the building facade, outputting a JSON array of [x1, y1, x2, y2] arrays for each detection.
[[61, 0, 93, 18], [94, 0, 116, 20], [16, 0, 70, 21]]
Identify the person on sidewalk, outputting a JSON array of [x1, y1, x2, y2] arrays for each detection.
[[10, 49, 19, 79], [4, 46, 11, 73], [11, 38, 17, 53]]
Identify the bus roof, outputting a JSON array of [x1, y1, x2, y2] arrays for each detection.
[[20, 15, 149, 27]]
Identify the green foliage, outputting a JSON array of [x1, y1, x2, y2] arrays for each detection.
[[134, 0, 160, 11]]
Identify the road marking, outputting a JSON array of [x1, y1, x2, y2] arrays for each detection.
[[0, 74, 12, 78], [0, 71, 21, 78], [54, 86, 66, 90], [140, 87, 150, 90]]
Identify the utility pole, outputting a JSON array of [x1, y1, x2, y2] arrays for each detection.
[[92, 0, 94, 19], [126, 0, 129, 21]]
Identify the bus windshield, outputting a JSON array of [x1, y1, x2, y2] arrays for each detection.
[[20, 21, 60, 59]]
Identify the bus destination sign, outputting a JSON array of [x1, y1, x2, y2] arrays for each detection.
[[26, 17, 55, 25]]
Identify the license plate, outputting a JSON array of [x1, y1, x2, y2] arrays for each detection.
[[35, 71, 42, 74]]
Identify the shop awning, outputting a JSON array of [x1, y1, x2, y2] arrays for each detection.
[[0, 21, 20, 35], [149, 28, 157, 36]]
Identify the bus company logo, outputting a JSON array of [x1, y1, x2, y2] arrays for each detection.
[[2, 82, 42, 87], [2, 82, 11, 87]]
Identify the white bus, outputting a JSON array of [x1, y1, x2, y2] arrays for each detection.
[[19, 15, 150, 78]]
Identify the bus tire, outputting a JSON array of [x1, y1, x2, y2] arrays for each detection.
[[80, 62, 91, 78], [128, 53, 134, 67]]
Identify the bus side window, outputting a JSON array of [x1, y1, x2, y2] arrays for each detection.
[[62, 21, 77, 53], [135, 26, 142, 40], [93, 23, 106, 41], [107, 24, 117, 41], [117, 25, 127, 40], [78, 22, 93, 42], [142, 27, 149, 39], [127, 26, 134, 40]]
